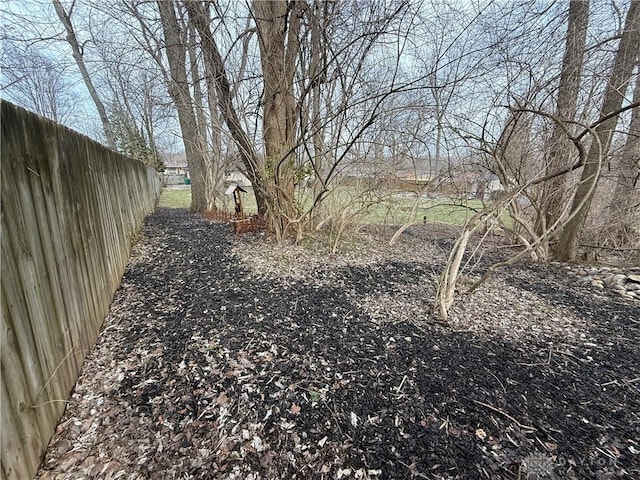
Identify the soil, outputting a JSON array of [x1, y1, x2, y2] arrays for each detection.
[[36, 208, 639, 479]]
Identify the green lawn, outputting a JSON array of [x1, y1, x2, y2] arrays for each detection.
[[159, 186, 483, 226], [313, 188, 483, 226], [158, 188, 192, 208], [358, 196, 482, 226]]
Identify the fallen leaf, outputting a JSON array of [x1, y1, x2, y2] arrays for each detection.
[[217, 392, 228, 405], [350, 412, 359, 427], [408, 462, 419, 477], [337, 468, 352, 478], [239, 357, 255, 369], [251, 435, 264, 452], [260, 450, 275, 467]]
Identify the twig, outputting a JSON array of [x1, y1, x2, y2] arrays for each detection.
[[322, 400, 343, 435], [505, 433, 520, 447], [35, 346, 87, 403], [488, 371, 507, 394], [31, 399, 76, 409], [395, 375, 408, 394], [398, 461, 430, 479], [554, 350, 581, 361], [601, 377, 640, 387], [596, 446, 617, 461], [516, 349, 552, 367], [471, 399, 537, 431], [599, 379, 620, 387], [580, 243, 640, 251]]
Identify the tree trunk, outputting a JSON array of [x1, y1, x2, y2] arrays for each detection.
[[183, 1, 269, 215], [541, 0, 589, 236], [187, 24, 209, 164], [556, 0, 640, 261], [157, 0, 208, 212], [204, 49, 225, 212], [310, 1, 328, 201], [52, 0, 115, 148], [252, 0, 303, 236], [187, 23, 220, 211], [609, 67, 640, 246]]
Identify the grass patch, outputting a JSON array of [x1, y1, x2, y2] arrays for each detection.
[[360, 196, 482, 226], [313, 187, 484, 227], [158, 187, 259, 213], [159, 188, 192, 208], [159, 186, 493, 227]]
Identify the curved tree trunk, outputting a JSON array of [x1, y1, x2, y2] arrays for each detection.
[[183, 1, 269, 216]]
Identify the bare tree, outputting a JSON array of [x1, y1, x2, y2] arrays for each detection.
[[539, 0, 590, 241], [187, 0, 305, 236], [557, 0, 640, 261], [90, 31, 169, 170], [1, 42, 78, 124], [181, 0, 265, 214], [186, 0, 425, 240], [431, 0, 640, 319], [52, 0, 115, 148], [157, 0, 209, 212], [609, 65, 640, 254], [250, 0, 304, 235], [186, 21, 225, 210]]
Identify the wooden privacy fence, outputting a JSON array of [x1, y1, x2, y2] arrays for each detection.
[[1, 101, 161, 480]]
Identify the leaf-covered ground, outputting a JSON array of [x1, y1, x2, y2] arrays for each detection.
[[37, 208, 639, 479]]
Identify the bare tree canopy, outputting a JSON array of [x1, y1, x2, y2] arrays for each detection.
[[3, 0, 638, 253], [51, 0, 116, 148]]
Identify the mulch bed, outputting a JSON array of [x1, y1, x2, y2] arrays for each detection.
[[36, 208, 639, 479]]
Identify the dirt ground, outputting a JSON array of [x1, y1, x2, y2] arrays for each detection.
[[36, 208, 639, 479]]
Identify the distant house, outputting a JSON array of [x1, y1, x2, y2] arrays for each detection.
[[162, 153, 189, 185], [394, 157, 438, 189], [225, 169, 251, 187], [485, 175, 504, 197], [163, 153, 189, 176], [340, 155, 439, 191]]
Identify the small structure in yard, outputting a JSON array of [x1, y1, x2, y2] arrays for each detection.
[[225, 183, 247, 218], [223, 183, 267, 234]]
